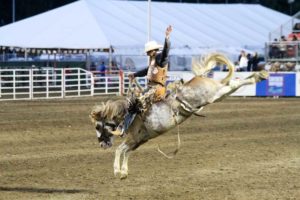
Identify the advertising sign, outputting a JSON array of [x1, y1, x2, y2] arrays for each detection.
[[256, 73, 296, 96]]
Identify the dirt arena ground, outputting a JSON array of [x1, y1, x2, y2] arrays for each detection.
[[0, 96, 299, 200]]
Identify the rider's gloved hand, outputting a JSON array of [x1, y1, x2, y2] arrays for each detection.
[[128, 73, 135, 82]]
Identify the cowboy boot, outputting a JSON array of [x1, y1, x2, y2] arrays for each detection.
[[110, 97, 138, 137], [118, 97, 142, 137], [137, 88, 156, 112]]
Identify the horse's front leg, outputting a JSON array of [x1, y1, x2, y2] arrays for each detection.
[[113, 142, 129, 177], [120, 149, 130, 179]]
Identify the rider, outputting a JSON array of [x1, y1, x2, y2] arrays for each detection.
[[114, 25, 172, 136]]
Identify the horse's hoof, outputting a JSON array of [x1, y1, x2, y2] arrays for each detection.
[[114, 170, 121, 177], [120, 173, 128, 180], [258, 70, 269, 80], [254, 70, 269, 82]]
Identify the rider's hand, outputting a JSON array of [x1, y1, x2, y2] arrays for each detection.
[[166, 25, 172, 39], [128, 73, 135, 82]]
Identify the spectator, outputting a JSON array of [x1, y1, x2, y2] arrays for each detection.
[[246, 53, 252, 71], [238, 50, 248, 72], [269, 38, 279, 58], [251, 52, 260, 71], [293, 23, 300, 33], [90, 62, 96, 71], [97, 61, 106, 77], [291, 34, 298, 41], [110, 61, 119, 71], [286, 34, 298, 57], [278, 36, 287, 58]]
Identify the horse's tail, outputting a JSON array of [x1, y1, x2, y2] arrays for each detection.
[[192, 53, 235, 85]]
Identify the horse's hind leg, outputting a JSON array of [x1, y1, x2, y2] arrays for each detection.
[[114, 142, 128, 176], [246, 70, 269, 83], [211, 71, 268, 103]]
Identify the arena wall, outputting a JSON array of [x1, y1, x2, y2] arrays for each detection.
[[1, 69, 299, 101], [168, 71, 300, 97]]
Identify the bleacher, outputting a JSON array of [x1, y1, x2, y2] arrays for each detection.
[[265, 11, 300, 71]]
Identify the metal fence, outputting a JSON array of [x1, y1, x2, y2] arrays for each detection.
[[0, 68, 133, 101]]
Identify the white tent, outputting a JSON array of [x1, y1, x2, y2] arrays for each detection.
[[0, 0, 291, 54], [0, 0, 110, 49]]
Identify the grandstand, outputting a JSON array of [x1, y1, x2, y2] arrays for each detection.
[[265, 11, 300, 71]]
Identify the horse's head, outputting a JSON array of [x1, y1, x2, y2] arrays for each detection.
[[94, 120, 116, 149], [90, 100, 127, 149]]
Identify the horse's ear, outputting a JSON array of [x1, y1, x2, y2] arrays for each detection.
[[90, 104, 105, 121], [89, 111, 99, 125]]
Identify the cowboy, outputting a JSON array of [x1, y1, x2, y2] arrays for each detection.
[[113, 25, 172, 136]]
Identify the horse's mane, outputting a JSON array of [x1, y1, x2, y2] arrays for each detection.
[[90, 99, 128, 124]]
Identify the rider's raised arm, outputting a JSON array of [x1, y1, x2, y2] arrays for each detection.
[[158, 25, 172, 67]]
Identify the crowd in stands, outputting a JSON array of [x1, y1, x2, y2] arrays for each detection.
[[266, 23, 300, 72], [269, 23, 300, 59]]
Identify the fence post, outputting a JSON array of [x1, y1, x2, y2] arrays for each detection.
[[105, 77, 108, 94], [78, 68, 80, 96], [119, 70, 124, 96], [46, 70, 49, 98], [13, 70, 16, 100], [62, 68, 65, 98], [30, 68, 33, 99], [90, 72, 94, 96]]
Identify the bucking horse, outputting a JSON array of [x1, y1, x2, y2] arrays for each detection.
[[90, 53, 269, 179]]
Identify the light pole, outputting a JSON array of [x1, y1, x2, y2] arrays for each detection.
[[12, 0, 15, 22], [148, 0, 151, 42], [288, 0, 294, 15]]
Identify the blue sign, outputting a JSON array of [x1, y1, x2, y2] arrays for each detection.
[[256, 73, 296, 96]]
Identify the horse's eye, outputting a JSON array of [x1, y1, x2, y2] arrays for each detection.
[[106, 127, 113, 132], [105, 122, 116, 129]]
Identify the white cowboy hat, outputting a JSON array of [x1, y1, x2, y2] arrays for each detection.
[[144, 41, 163, 53]]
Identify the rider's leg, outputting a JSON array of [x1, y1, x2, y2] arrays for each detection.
[[111, 97, 140, 136], [115, 85, 162, 136]]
